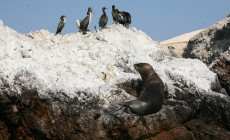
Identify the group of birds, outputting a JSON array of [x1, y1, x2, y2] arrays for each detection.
[[55, 5, 132, 35]]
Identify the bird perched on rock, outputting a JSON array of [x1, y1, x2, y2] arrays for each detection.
[[55, 15, 66, 35], [118, 11, 132, 28], [112, 5, 120, 24], [112, 5, 132, 28], [99, 7, 108, 29], [80, 7, 93, 35]]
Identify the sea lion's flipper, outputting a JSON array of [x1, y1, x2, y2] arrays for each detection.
[[131, 79, 142, 96]]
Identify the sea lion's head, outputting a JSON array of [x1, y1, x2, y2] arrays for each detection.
[[134, 63, 154, 80]]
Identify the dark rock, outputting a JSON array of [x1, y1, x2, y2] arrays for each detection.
[[183, 17, 230, 65], [0, 84, 230, 139], [0, 120, 11, 140], [210, 50, 230, 94], [185, 119, 230, 140]]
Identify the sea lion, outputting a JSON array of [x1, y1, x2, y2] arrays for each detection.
[[124, 63, 164, 116]]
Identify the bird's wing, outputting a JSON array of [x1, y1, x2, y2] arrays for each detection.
[[99, 15, 104, 26], [82, 16, 90, 30], [57, 21, 65, 31], [56, 21, 65, 34], [76, 19, 82, 29], [99, 14, 108, 27]]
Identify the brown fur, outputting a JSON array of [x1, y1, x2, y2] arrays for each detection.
[[124, 63, 164, 116]]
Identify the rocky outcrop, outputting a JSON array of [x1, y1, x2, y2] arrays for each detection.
[[182, 17, 230, 95], [0, 20, 230, 139], [160, 30, 203, 57], [210, 50, 230, 94], [183, 17, 230, 65], [1, 81, 230, 139]]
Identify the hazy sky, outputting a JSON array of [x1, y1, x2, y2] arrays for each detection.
[[0, 0, 229, 41]]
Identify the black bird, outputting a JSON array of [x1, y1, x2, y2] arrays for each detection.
[[99, 7, 108, 29], [118, 11, 132, 28], [112, 5, 120, 24], [80, 7, 93, 35], [55, 15, 66, 35]]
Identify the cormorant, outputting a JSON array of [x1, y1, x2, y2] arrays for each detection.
[[118, 11, 131, 28], [99, 7, 108, 29], [112, 5, 120, 24], [80, 7, 93, 35], [55, 15, 66, 35]]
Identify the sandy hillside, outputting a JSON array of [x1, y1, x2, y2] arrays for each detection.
[[160, 29, 204, 57]]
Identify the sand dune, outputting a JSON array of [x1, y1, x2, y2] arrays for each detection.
[[160, 29, 204, 57]]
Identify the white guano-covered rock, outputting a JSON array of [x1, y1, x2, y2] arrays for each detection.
[[0, 20, 220, 109]]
